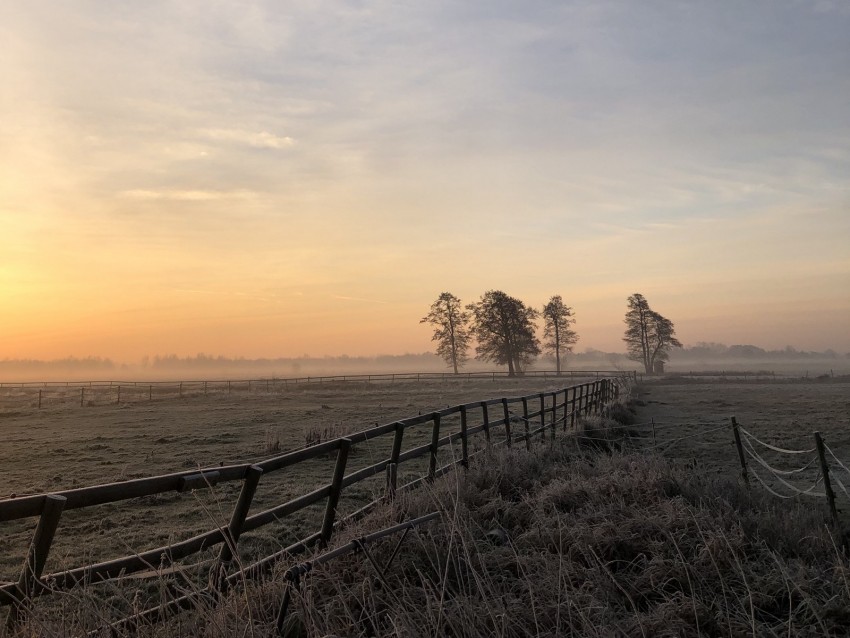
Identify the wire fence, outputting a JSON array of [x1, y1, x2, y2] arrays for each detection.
[[627, 414, 849, 525]]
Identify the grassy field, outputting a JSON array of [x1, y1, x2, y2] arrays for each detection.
[[0, 377, 594, 585], [12, 412, 850, 637], [630, 379, 850, 507], [2, 376, 848, 634]]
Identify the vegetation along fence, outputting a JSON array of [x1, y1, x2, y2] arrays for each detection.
[[0, 376, 628, 632], [616, 416, 850, 530], [0, 370, 636, 409]]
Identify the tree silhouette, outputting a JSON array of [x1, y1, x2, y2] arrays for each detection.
[[542, 295, 578, 375], [468, 290, 540, 376], [420, 292, 471, 374], [623, 293, 682, 373]]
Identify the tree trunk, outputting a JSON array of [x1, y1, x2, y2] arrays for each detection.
[[554, 322, 561, 375]]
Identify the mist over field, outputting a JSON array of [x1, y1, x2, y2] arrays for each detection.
[[1, 344, 847, 382]]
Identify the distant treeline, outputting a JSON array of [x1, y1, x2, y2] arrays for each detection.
[[668, 343, 848, 360], [0, 344, 847, 382], [0, 357, 118, 374]]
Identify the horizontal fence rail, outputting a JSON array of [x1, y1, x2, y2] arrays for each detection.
[[0, 370, 637, 409], [0, 376, 629, 631]]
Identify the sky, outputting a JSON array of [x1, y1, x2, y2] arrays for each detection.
[[1, 0, 849, 363]]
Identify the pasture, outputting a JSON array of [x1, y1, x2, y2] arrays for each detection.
[[0, 376, 598, 586], [630, 378, 850, 525], [2, 375, 849, 635]]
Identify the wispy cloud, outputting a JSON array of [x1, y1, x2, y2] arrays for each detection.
[[119, 189, 259, 201], [332, 295, 389, 305], [201, 128, 296, 149]]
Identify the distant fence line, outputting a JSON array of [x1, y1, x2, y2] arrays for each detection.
[[0, 375, 629, 632], [0, 370, 639, 409]]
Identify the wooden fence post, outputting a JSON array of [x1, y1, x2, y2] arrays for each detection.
[[521, 397, 530, 450], [211, 465, 263, 592], [80, 387, 85, 407], [549, 393, 556, 442], [385, 422, 404, 501], [117, 386, 121, 406], [502, 398, 512, 447], [539, 393, 547, 442], [651, 417, 657, 446], [6, 494, 66, 631], [460, 406, 469, 469], [480, 401, 491, 444], [730, 417, 749, 487], [428, 414, 441, 481], [568, 387, 575, 430], [179, 382, 183, 398], [149, 385, 152, 401], [814, 432, 839, 526], [320, 439, 351, 547], [38, 389, 42, 409]]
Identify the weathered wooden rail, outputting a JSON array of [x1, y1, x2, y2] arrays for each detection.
[[0, 376, 628, 631]]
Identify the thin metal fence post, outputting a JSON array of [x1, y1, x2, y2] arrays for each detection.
[[38, 389, 42, 409], [6, 494, 66, 631], [211, 465, 263, 592], [814, 432, 839, 526], [320, 439, 351, 547], [651, 417, 657, 446], [428, 414, 441, 481], [731, 417, 749, 486], [81, 387, 85, 407]]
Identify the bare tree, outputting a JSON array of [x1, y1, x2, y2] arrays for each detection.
[[542, 295, 578, 375], [468, 290, 540, 376], [420, 292, 471, 374], [623, 293, 682, 373]]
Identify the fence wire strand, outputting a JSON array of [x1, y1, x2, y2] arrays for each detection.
[[749, 467, 826, 499], [740, 436, 819, 477], [646, 425, 729, 451], [824, 443, 850, 481], [833, 474, 850, 501], [738, 426, 815, 455], [743, 445, 824, 497]]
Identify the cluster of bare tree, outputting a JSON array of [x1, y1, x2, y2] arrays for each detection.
[[422, 291, 682, 376], [420, 291, 578, 377], [622, 293, 682, 374]]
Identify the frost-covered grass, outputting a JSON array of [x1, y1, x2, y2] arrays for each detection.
[[13, 408, 850, 637]]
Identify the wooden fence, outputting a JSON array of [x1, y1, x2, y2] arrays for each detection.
[[0, 370, 637, 409], [0, 376, 628, 631]]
